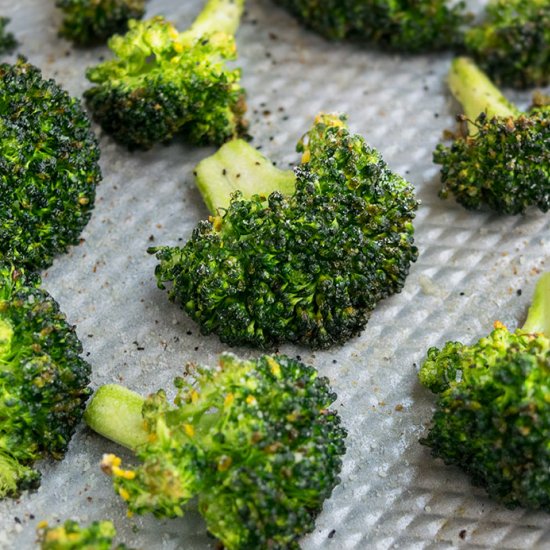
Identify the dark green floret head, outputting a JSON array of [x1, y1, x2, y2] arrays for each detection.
[[0, 264, 92, 499], [465, 0, 550, 89], [84, 0, 247, 150], [37, 519, 129, 550], [56, 0, 147, 46], [0, 17, 16, 54], [273, 0, 469, 52], [0, 58, 101, 270], [419, 272, 550, 510], [434, 57, 550, 215], [150, 113, 419, 349], [85, 353, 347, 549]]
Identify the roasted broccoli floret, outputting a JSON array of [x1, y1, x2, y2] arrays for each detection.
[[0, 265, 92, 499], [84, 353, 347, 549], [273, 0, 469, 52], [37, 519, 129, 550], [419, 272, 550, 510], [434, 57, 549, 215], [150, 114, 418, 349], [0, 17, 16, 54], [0, 58, 101, 270], [57, 0, 147, 47], [465, 0, 550, 89], [84, 0, 247, 150]]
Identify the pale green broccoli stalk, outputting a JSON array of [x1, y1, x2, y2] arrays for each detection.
[[0, 265, 92, 499], [84, 0, 247, 150], [419, 272, 550, 509], [84, 353, 347, 549], [56, 0, 147, 46], [150, 114, 419, 350], [465, 0, 550, 89], [434, 57, 549, 215], [37, 519, 130, 549]]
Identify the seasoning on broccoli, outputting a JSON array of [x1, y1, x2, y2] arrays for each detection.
[[0, 265, 92, 499], [0, 17, 16, 54], [419, 271, 550, 510], [0, 58, 101, 271], [84, 0, 247, 150], [465, 0, 550, 89], [149, 113, 419, 350], [56, 0, 147, 47], [84, 353, 347, 550], [434, 57, 549, 215], [37, 519, 129, 550], [273, 0, 469, 52]]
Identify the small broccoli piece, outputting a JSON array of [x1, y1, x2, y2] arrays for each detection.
[[465, 0, 550, 89], [84, 353, 347, 549], [37, 519, 129, 550], [273, 0, 469, 52], [0, 17, 16, 54], [84, 0, 247, 150], [419, 272, 550, 510], [434, 57, 549, 215], [56, 0, 147, 47], [150, 114, 419, 349], [0, 265, 92, 499], [0, 58, 101, 270]]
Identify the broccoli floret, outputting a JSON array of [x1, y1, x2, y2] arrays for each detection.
[[465, 0, 550, 89], [0, 265, 92, 499], [84, 0, 247, 150], [434, 57, 549, 215], [0, 58, 101, 270], [419, 272, 550, 510], [84, 353, 347, 549], [37, 519, 129, 550], [273, 0, 469, 52], [150, 114, 418, 349], [0, 17, 16, 54], [56, 0, 147, 47]]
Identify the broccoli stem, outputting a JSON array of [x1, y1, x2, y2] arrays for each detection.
[[449, 57, 521, 134], [522, 272, 550, 336], [184, 0, 245, 42], [195, 139, 296, 214], [84, 385, 148, 451]]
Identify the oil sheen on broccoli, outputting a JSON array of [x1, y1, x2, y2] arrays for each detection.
[[0, 58, 101, 270], [434, 57, 549, 215], [273, 0, 468, 52], [150, 114, 419, 349], [84, 0, 247, 150], [0, 265, 92, 499], [419, 272, 550, 510], [37, 519, 129, 550], [57, 0, 147, 47], [85, 353, 347, 549], [0, 17, 16, 54], [465, 0, 550, 89]]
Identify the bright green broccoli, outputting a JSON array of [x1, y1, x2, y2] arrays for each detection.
[[149, 114, 419, 350], [37, 519, 129, 550], [434, 57, 549, 215], [84, 353, 347, 549], [419, 271, 550, 510], [84, 0, 247, 150], [0, 17, 16, 54], [465, 0, 550, 89], [0, 58, 101, 271], [273, 0, 469, 52], [56, 0, 147, 47], [0, 265, 92, 499]]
